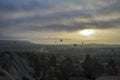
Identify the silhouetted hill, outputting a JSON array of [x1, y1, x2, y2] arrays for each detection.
[[0, 40, 120, 49], [0, 40, 35, 47]]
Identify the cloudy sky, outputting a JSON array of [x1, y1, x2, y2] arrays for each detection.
[[0, 0, 120, 44]]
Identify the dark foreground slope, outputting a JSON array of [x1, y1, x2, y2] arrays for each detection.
[[0, 40, 120, 80], [0, 50, 120, 80]]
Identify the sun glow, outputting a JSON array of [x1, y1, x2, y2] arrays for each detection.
[[80, 29, 95, 36]]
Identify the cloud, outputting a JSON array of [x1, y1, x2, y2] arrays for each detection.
[[0, 0, 52, 11], [1, 12, 120, 32], [0, 0, 120, 42], [1, 18, 120, 34]]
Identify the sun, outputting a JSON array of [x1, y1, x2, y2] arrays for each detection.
[[80, 29, 95, 36]]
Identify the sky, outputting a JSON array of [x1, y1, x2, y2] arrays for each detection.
[[0, 0, 120, 44]]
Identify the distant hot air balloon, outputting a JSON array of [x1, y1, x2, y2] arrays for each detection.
[[60, 39, 63, 42], [73, 44, 77, 46], [81, 42, 84, 45]]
